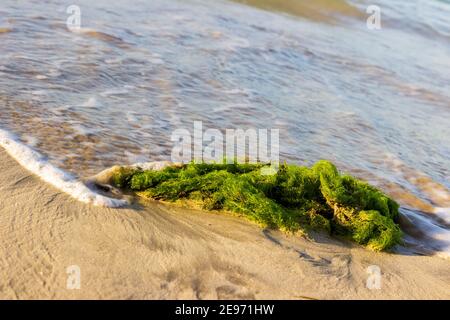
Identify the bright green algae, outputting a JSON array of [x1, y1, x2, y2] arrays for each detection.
[[111, 160, 402, 251]]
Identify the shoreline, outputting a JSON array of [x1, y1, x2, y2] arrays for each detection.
[[0, 128, 127, 207], [0, 146, 449, 299]]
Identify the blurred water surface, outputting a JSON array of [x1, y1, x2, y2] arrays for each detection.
[[0, 0, 449, 252]]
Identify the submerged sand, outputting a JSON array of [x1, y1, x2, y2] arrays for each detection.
[[0, 147, 449, 299]]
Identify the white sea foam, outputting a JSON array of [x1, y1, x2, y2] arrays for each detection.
[[31, 90, 47, 96], [402, 208, 450, 259], [434, 207, 450, 225], [0, 128, 128, 208], [100, 88, 129, 97], [80, 96, 100, 108], [22, 134, 39, 148]]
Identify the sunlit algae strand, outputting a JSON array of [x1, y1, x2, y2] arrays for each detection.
[[111, 160, 402, 251]]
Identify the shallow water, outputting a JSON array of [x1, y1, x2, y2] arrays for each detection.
[[0, 0, 449, 254]]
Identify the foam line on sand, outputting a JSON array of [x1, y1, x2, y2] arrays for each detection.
[[0, 128, 127, 207]]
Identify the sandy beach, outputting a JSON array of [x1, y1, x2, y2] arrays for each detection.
[[1, 146, 449, 300]]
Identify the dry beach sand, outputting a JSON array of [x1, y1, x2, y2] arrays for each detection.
[[0, 147, 449, 299]]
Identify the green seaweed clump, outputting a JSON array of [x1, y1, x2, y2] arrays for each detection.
[[111, 160, 402, 251]]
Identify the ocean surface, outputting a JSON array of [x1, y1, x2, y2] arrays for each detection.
[[0, 0, 449, 256]]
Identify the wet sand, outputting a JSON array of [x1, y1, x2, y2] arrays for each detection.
[[232, 0, 363, 23], [0, 147, 449, 299]]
